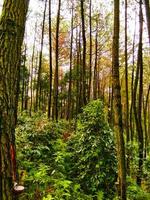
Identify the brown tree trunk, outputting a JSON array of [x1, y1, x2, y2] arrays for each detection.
[[144, 0, 150, 44], [0, 0, 29, 199], [144, 85, 150, 157], [112, 0, 126, 199], [93, 18, 98, 100], [88, 0, 92, 101], [53, 0, 61, 121], [35, 0, 47, 111], [133, 0, 144, 186], [80, 0, 87, 106], [30, 22, 37, 116], [48, 0, 53, 119], [67, 2, 74, 121], [124, 0, 130, 174]]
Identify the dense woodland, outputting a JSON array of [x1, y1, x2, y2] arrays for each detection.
[[0, 0, 150, 199]]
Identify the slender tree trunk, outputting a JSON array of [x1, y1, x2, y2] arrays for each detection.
[[80, 0, 87, 106], [67, 3, 74, 121], [148, 102, 150, 143], [0, 0, 29, 199], [144, 85, 150, 157], [48, 0, 53, 119], [53, 0, 61, 121], [21, 45, 27, 112], [124, 0, 130, 174], [30, 22, 37, 116], [112, 0, 126, 199], [88, 0, 92, 101], [144, 0, 150, 44], [75, 27, 80, 119], [24, 65, 29, 111], [93, 19, 98, 100], [35, 0, 47, 111], [130, 14, 136, 142], [133, 0, 144, 186]]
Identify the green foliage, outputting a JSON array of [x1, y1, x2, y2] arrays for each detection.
[[16, 104, 117, 199], [143, 152, 150, 192], [68, 100, 117, 198], [16, 113, 71, 199], [127, 177, 150, 200], [126, 141, 139, 177]]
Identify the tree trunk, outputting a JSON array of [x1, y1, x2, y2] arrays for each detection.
[[53, 0, 61, 121], [144, 0, 150, 44], [35, 0, 47, 111], [93, 18, 98, 100], [88, 0, 92, 101], [67, 2, 74, 121], [48, 0, 53, 119], [30, 22, 37, 116], [80, 0, 87, 106], [112, 0, 126, 199], [124, 0, 130, 175], [0, 0, 29, 199], [133, 0, 144, 186], [144, 85, 150, 157]]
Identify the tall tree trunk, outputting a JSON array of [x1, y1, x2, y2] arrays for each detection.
[[48, 0, 53, 119], [67, 2, 74, 121], [75, 27, 80, 119], [88, 0, 92, 101], [112, 0, 126, 199], [124, 0, 130, 174], [133, 0, 144, 186], [130, 17, 136, 142], [21, 45, 27, 112], [30, 22, 37, 116], [144, 85, 150, 157], [144, 0, 150, 44], [80, 0, 87, 106], [35, 0, 47, 111], [53, 0, 61, 121], [0, 0, 29, 199], [24, 65, 29, 110], [93, 18, 98, 100]]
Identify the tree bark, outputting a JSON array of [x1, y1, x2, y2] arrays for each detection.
[[48, 0, 53, 119], [30, 22, 37, 116], [35, 0, 47, 111], [133, 0, 144, 186], [0, 0, 29, 199], [80, 0, 87, 106], [124, 0, 130, 174], [144, 0, 150, 44], [67, 2, 74, 121], [53, 0, 61, 121], [93, 18, 98, 100], [112, 0, 126, 199], [88, 0, 92, 101]]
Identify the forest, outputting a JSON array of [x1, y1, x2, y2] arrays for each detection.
[[0, 0, 150, 199]]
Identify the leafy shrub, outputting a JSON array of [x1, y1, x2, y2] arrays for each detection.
[[16, 106, 117, 199], [68, 100, 117, 198], [16, 114, 71, 199], [127, 177, 150, 200], [143, 153, 150, 192], [126, 141, 139, 178]]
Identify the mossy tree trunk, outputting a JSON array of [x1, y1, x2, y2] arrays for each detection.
[[0, 0, 29, 199], [112, 0, 126, 199]]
